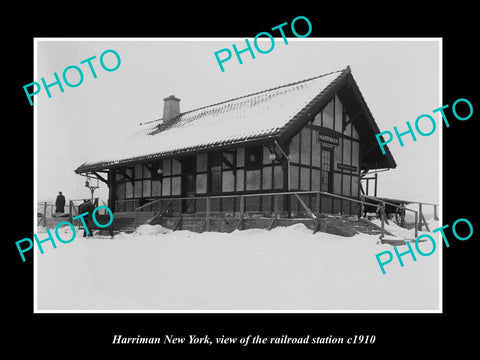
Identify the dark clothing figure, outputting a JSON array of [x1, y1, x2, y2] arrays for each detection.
[[78, 200, 94, 237], [55, 192, 66, 213]]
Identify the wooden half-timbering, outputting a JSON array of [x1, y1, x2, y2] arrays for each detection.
[[76, 67, 397, 220], [287, 94, 360, 216], [108, 93, 361, 216]]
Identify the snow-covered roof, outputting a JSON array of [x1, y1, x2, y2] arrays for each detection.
[[75, 66, 395, 173]]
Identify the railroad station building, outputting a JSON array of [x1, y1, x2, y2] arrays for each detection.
[[75, 66, 396, 231]]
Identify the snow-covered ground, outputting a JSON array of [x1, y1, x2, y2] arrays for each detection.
[[35, 219, 440, 311]]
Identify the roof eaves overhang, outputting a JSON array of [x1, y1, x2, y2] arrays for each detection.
[[74, 133, 281, 174]]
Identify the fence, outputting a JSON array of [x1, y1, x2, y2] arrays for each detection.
[[115, 190, 420, 238], [362, 195, 439, 232], [37, 202, 73, 226], [37, 198, 101, 227]]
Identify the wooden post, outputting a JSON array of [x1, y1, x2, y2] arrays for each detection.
[[414, 211, 418, 238], [268, 195, 278, 230], [237, 195, 245, 230], [418, 203, 423, 231], [400, 205, 406, 228], [418, 202, 430, 232], [316, 192, 321, 217], [43, 202, 47, 227], [374, 173, 378, 197], [205, 197, 211, 232], [379, 202, 385, 240], [434, 205, 438, 221], [68, 200, 73, 223]]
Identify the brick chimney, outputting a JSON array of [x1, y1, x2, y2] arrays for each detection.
[[162, 95, 181, 124]]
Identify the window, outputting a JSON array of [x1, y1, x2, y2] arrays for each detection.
[[320, 147, 333, 192], [209, 153, 223, 193], [245, 145, 262, 169]]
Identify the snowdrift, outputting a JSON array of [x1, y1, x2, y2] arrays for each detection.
[[36, 220, 440, 311]]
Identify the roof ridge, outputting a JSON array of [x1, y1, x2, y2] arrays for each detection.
[[139, 67, 348, 127]]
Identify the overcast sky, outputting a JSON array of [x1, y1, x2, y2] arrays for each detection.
[[35, 38, 440, 206]]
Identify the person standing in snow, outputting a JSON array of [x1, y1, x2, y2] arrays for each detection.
[[55, 191, 66, 213]]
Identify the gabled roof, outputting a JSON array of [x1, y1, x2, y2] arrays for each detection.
[[75, 66, 395, 173]]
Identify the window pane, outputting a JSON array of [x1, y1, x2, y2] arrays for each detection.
[[236, 169, 244, 191], [300, 167, 310, 190], [344, 114, 352, 137], [312, 130, 321, 168], [351, 176, 359, 197], [172, 159, 181, 175], [343, 138, 352, 166], [342, 174, 351, 196], [115, 182, 125, 200], [352, 123, 359, 140], [162, 177, 171, 196], [152, 180, 161, 196], [196, 173, 207, 193], [134, 164, 142, 179], [210, 153, 223, 168], [236, 147, 244, 167], [352, 141, 359, 169], [262, 167, 272, 190], [290, 165, 299, 190], [333, 173, 341, 194], [163, 159, 171, 176], [301, 127, 311, 165], [223, 170, 235, 192], [246, 170, 261, 190], [290, 133, 300, 163], [273, 165, 283, 189], [143, 164, 151, 178], [134, 180, 142, 197], [333, 138, 342, 169], [171, 176, 181, 195], [312, 169, 320, 191], [125, 168, 133, 178], [142, 180, 151, 197], [223, 152, 234, 169], [197, 153, 207, 172], [126, 181, 133, 198], [263, 146, 272, 164], [322, 99, 334, 129], [245, 146, 262, 169], [211, 168, 222, 192], [334, 94, 343, 132]]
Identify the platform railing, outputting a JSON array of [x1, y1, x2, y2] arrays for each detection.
[[124, 190, 419, 237]]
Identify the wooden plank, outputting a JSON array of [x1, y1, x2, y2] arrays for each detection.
[[267, 214, 277, 230], [92, 171, 108, 185], [205, 197, 211, 232], [173, 216, 183, 231], [149, 200, 171, 224], [237, 195, 245, 230], [316, 192, 321, 214], [43, 202, 47, 227], [293, 193, 316, 220], [420, 212, 430, 232], [199, 219, 207, 233], [418, 203, 423, 231]]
